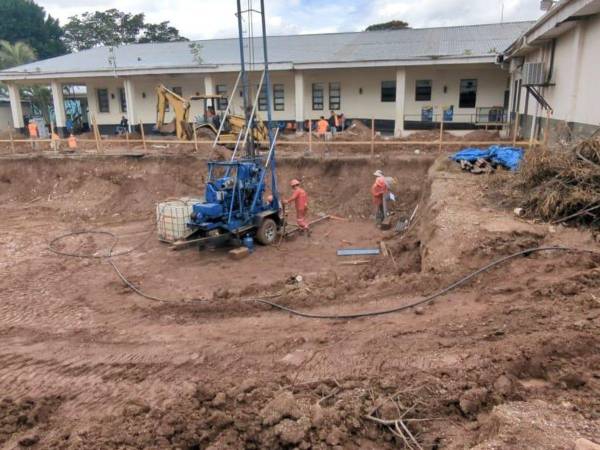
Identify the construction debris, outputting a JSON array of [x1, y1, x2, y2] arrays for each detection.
[[336, 248, 380, 256], [450, 145, 524, 171], [229, 247, 250, 260], [514, 137, 600, 226]]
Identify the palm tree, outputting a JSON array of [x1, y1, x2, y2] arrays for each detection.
[[0, 41, 52, 124], [0, 40, 36, 69]]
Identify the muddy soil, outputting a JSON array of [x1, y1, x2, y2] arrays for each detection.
[[0, 153, 599, 449]]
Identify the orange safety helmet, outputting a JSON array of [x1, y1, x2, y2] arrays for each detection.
[[290, 179, 300, 187]]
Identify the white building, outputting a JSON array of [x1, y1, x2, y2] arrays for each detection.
[[0, 22, 531, 137], [503, 0, 600, 140]]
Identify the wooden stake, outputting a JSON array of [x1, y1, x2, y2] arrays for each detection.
[[8, 126, 15, 154], [126, 131, 130, 149], [49, 121, 56, 152], [91, 115, 101, 153], [370, 118, 375, 158], [193, 124, 198, 152], [512, 112, 519, 146], [139, 121, 147, 151], [438, 114, 445, 153], [308, 119, 312, 153]]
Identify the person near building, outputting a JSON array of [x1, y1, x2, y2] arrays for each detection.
[[116, 116, 128, 135], [328, 111, 340, 136], [27, 120, 39, 149], [316, 116, 329, 138], [51, 131, 61, 151], [371, 169, 388, 227], [67, 134, 78, 150], [284, 179, 309, 233]]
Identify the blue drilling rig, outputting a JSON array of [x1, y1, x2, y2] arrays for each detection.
[[186, 0, 283, 248]]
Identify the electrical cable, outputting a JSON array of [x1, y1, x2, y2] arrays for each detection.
[[253, 246, 597, 320]]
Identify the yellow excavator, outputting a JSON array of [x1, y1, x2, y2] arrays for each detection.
[[154, 84, 269, 146]]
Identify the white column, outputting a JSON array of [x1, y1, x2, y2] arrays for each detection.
[[394, 68, 406, 137], [50, 80, 66, 131], [204, 75, 216, 111], [86, 83, 96, 126], [7, 83, 24, 130], [123, 78, 136, 131], [294, 71, 304, 129], [204, 74, 215, 95]]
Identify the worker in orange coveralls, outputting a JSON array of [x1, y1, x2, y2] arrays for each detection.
[[284, 179, 310, 233], [371, 169, 388, 228]]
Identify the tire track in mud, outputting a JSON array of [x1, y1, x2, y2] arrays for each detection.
[[0, 348, 200, 415]]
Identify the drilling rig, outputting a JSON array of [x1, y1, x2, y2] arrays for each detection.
[[185, 0, 282, 249]]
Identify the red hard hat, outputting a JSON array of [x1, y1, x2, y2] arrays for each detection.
[[290, 179, 300, 187]]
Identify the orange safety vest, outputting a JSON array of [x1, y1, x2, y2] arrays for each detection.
[[316, 119, 328, 135], [28, 122, 38, 138], [68, 135, 77, 149]]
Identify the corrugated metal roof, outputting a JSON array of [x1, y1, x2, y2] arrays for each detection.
[[1, 21, 532, 76]]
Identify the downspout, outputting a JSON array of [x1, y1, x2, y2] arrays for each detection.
[[546, 38, 556, 84]]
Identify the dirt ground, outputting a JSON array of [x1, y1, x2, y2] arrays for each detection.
[[0, 152, 599, 449]]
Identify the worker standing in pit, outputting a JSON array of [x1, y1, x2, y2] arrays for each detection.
[[371, 170, 388, 228], [284, 179, 310, 234]]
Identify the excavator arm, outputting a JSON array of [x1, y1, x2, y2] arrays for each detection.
[[155, 85, 192, 140]]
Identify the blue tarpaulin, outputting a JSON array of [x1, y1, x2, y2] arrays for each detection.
[[450, 145, 524, 171]]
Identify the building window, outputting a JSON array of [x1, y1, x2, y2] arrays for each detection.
[[459, 79, 477, 108], [216, 84, 228, 110], [118, 88, 127, 113], [329, 82, 341, 110], [312, 83, 324, 110], [97, 88, 109, 113], [415, 80, 432, 101], [273, 84, 284, 111], [258, 84, 268, 111], [381, 81, 396, 102]]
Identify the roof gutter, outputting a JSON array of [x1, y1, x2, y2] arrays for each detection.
[[0, 56, 498, 82]]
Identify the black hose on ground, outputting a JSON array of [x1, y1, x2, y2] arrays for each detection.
[[47, 229, 281, 304], [254, 246, 597, 320], [48, 230, 596, 317]]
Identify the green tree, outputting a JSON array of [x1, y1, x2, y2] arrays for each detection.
[[0, 40, 51, 122], [365, 20, 410, 31], [63, 9, 188, 51], [0, 0, 66, 59], [0, 40, 36, 69], [139, 22, 187, 44]]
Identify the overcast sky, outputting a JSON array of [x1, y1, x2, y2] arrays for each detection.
[[37, 0, 544, 40]]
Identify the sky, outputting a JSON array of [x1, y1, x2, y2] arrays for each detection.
[[36, 0, 545, 40]]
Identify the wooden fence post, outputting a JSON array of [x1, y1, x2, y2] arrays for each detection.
[[8, 126, 15, 154], [438, 116, 445, 153], [370, 118, 375, 158], [139, 121, 147, 151], [512, 112, 519, 147], [193, 124, 198, 152], [49, 121, 56, 152], [91, 115, 101, 153], [308, 119, 312, 153]]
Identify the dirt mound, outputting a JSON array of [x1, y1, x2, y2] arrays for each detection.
[[0, 396, 62, 446]]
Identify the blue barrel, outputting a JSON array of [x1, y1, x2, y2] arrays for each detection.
[[243, 236, 254, 253]]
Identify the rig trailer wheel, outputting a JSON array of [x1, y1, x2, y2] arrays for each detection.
[[256, 218, 277, 245]]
